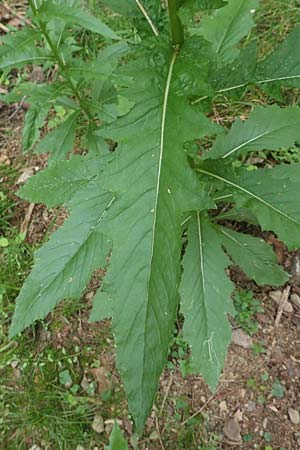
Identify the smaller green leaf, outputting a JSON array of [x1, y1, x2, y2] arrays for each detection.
[[0, 238, 9, 248], [264, 432, 272, 443], [89, 291, 112, 322], [59, 369, 72, 387], [271, 379, 284, 398], [22, 106, 50, 153], [34, 111, 80, 160], [218, 226, 289, 286], [197, 0, 259, 62], [207, 106, 300, 159], [105, 422, 128, 450], [38, 2, 118, 40]]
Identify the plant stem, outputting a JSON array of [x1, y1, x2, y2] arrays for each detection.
[[167, 0, 184, 47], [28, 1, 93, 120]]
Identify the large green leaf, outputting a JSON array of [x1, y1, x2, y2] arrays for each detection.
[[198, 0, 259, 62], [206, 106, 300, 159], [9, 183, 113, 338], [179, 213, 235, 390], [218, 226, 289, 285], [34, 111, 80, 160], [198, 162, 300, 249], [38, 1, 118, 39], [92, 41, 216, 432]]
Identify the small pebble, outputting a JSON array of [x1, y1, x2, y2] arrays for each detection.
[[219, 400, 228, 412], [223, 418, 242, 443], [290, 294, 300, 308], [232, 328, 253, 349], [288, 407, 300, 425], [247, 401, 256, 412]]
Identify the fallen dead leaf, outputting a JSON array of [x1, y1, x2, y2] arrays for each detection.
[[234, 409, 243, 422], [80, 374, 90, 391], [223, 417, 242, 445], [92, 414, 104, 434], [20, 203, 35, 235], [17, 167, 35, 184], [91, 367, 111, 395]]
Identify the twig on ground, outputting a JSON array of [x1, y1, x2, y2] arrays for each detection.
[[21, 203, 35, 235], [159, 374, 173, 416], [181, 394, 215, 426], [0, 22, 9, 33], [155, 416, 165, 450], [8, 96, 27, 120], [275, 285, 291, 327]]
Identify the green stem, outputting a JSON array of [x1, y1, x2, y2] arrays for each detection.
[[28, 1, 93, 120], [167, 0, 184, 47]]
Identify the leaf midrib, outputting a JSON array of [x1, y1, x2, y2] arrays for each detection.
[[139, 50, 178, 411]]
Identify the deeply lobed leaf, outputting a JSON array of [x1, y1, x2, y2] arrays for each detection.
[[93, 40, 217, 431]]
